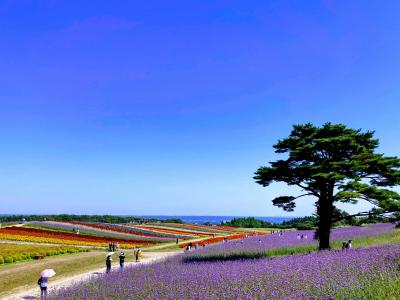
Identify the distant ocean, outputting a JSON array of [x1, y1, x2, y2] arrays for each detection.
[[0, 214, 296, 225], [138, 215, 294, 225]]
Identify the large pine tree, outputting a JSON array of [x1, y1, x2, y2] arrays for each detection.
[[254, 123, 400, 249]]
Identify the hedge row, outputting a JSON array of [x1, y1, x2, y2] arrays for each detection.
[[0, 247, 89, 264]]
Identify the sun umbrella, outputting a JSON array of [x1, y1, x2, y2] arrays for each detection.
[[41, 269, 56, 278]]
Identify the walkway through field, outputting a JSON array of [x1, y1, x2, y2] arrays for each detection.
[[2, 251, 180, 300]]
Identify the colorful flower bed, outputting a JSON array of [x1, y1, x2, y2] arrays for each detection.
[[159, 223, 237, 234], [135, 225, 213, 237], [48, 244, 400, 299], [30, 221, 168, 242], [0, 227, 157, 248], [67, 222, 175, 241], [0, 243, 88, 264], [179, 233, 262, 248]]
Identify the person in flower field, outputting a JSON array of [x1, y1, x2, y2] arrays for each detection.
[[106, 255, 112, 273], [37, 276, 48, 299], [119, 251, 125, 268], [342, 240, 353, 250]]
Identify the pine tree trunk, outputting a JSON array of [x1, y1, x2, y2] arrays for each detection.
[[318, 218, 331, 250], [317, 194, 333, 250]]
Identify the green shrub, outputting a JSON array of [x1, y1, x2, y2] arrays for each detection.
[[0, 256, 4, 264], [4, 256, 13, 263]]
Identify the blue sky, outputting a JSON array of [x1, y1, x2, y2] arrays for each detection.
[[1, 1, 399, 216]]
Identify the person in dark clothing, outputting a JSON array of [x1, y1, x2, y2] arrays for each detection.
[[38, 276, 48, 299], [342, 241, 347, 250], [106, 255, 112, 273], [135, 247, 141, 262], [176, 238, 179, 244], [108, 242, 112, 252], [343, 240, 352, 250], [119, 251, 125, 268]]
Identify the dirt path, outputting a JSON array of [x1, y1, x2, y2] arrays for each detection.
[[4, 251, 179, 300]]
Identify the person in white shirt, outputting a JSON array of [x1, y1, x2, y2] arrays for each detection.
[[38, 276, 48, 299]]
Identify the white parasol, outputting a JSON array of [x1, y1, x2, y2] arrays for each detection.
[[41, 269, 56, 278]]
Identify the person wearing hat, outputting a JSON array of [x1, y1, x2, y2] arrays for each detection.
[[119, 251, 125, 268]]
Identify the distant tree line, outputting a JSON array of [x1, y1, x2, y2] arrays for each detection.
[[0, 214, 183, 224], [223, 214, 397, 230]]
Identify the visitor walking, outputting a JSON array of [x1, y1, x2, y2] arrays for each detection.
[[37, 276, 48, 299], [135, 247, 141, 262], [106, 255, 112, 273], [119, 251, 125, 268]]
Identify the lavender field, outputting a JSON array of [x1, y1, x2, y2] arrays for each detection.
[[185, 223, 397, 261], [49, 224, 400, 300]]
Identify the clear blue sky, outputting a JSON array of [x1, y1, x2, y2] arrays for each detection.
[[1, 1, 399, 216]]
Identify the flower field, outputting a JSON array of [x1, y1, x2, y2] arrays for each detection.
[[48, 242, 400, 299], [30, 221, 172, 242], [150, 223, 241, 235], [134, 225, 214, 237], [179, 233, 263, 248], [0, 221, 262, 250], [185, 223, 397, 260], [0, 226, 158, 248], [0, 243, 89, 264], [67, 222, 178, 240]]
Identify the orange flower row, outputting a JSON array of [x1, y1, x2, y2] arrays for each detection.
[[69, 222, 169, 238], [169, 223, 238, 234], [134, 225, 213, 237], [179, 233, 264, 248], [0, 227, 156, 247]]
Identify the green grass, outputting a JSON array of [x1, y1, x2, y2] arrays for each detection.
[[0, 243, 89, 265], [332, 274, 400, 300]]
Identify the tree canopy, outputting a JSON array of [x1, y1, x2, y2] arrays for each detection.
[[254, 122, 400, 249]]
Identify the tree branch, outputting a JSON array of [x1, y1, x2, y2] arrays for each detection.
[[332, 210, 392, 222]]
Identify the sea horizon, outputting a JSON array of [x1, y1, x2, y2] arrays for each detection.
[[0, 214, 298, 225]]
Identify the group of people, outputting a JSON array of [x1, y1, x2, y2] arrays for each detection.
[[71, 228, 80, 234], [185, 241, 206, 251], [106, 247, 142, 273], [108, 242, 119, 252], [271, 230, 285, 235], [296, 233, 308, 239], [342, 240, 352, 250]]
